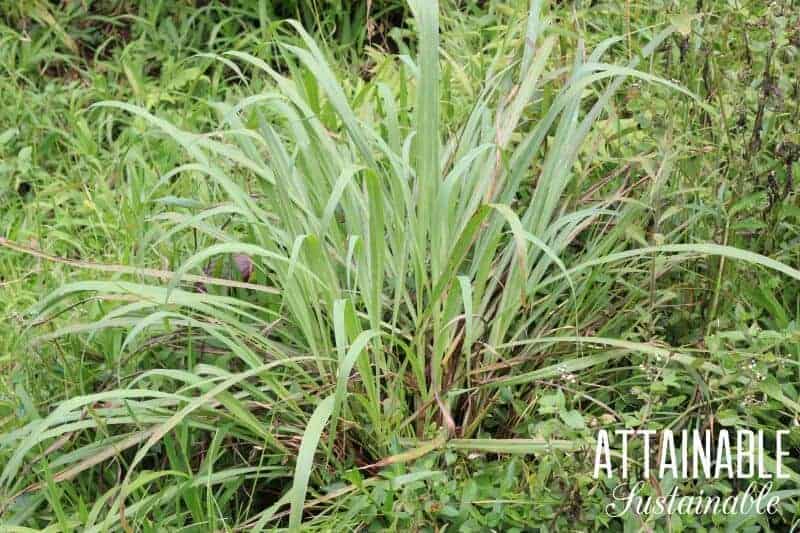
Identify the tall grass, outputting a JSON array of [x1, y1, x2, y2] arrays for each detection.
[[3, 0, 800, 530]]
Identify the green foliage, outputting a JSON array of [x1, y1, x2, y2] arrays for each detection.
[[1, 0, 800, 531]]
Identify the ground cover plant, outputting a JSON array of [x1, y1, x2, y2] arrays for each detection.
[[1, 0, 800, 531]]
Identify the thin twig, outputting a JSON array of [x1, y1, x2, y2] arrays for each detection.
[[0, 237, 279, 295]]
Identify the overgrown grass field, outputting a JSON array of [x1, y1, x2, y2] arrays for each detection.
[[1, 1, 800, 531]]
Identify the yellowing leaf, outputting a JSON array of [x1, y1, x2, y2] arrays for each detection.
[[670, 11, 694, 37]]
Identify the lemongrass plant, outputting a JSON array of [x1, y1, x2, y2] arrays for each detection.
[[4, 0, 800, 530]]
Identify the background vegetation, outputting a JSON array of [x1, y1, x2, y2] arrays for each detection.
[[1, 0, 799, 531]]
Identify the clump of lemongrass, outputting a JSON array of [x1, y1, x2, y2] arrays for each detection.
[[4, 0, 800, 530]]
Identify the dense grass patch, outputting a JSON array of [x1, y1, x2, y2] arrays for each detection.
[[2, 1, 800, 530]]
